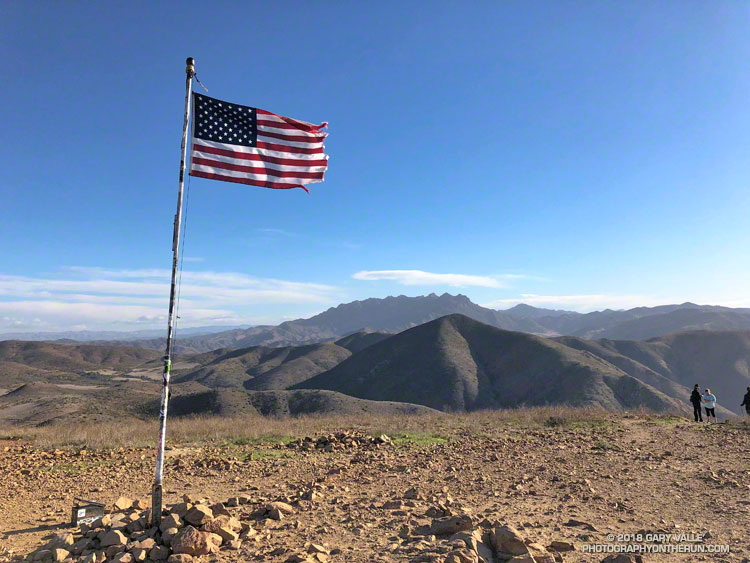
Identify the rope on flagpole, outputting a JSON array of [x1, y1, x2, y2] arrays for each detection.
[[171, 173, 192, 355]]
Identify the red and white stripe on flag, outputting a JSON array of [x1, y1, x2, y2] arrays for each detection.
[[189, 93, 328, 192]]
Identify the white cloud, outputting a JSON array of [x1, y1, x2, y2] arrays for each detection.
[[0, 268, 341, 332], [256, 228, 298, 238], [352, 269, 505, 288]]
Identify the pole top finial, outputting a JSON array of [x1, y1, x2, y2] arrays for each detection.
[[186, 57, 195, 76]]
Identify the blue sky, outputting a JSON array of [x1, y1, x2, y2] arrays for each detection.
[[2, 1, 749, 332]]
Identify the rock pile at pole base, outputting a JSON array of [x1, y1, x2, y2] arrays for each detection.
[[22, 494, 261, 563], [18, 488, 598, 563], [284, 431, 392, 452]]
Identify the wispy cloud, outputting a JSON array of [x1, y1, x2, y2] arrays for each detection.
[[352, 269, 506, 288], [0, 268, 341, 332], [256, 228, 299, 238]]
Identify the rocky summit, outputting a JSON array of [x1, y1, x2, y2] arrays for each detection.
[[1, 410, 748, 562]]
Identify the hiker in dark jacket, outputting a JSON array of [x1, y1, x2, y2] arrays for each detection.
[[742, 387, 750, 416], [690, 384, 703, 422]]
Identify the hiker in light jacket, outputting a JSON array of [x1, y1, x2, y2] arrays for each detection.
[[703, 388, 718, 423], [690, 384, 703, 422]]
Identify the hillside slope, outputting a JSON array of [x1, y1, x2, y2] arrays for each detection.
[[167, 388, 436, 418], [174, 342, 352, 390], [597, 309, 750, 340], [296, 314, 685, 413], [0, 341, 162, 388], [567, 330, 750, 414]]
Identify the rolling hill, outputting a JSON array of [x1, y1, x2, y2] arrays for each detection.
[[173, 331, 392, 390], [295, 314, 686, 413], [0, 341, 162, 389], [174, 342, 352, 390], [167, 388, 436, 418], [4, 315, 750, 425], [560, 330, 750, 415]]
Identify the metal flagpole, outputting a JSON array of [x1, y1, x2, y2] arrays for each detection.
[[152, 57, 195, 526]]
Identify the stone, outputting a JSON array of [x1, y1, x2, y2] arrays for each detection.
[[70, 538, 92, 555], [269, 507, 285, 521], [100, 530, 128, 547], [210, 502, 232, 517], [92, 515, 112, 529], [450, 530, 493, 562], [227, 540, 242, 550], [126, 519, 145, 534], [109, 553, 133, 563], [429, 515, 473, 536], [268, 501, 294, 514], [32, 549, 51, 562], [171, 525, 218, 556], [184, 505, 213, 526], [203, 514, 241, 541], [106, 545, 125, 559], [549, 541, 575, 552], [167, 556, 193, 563], [527, 542, 556, 563], [160, 514, 183, 533], [162, 527, 179, 546], [137, 538, 156, 550], [51, 549, 69, 562], [81, 553, 100, 563], [170, 502, 192, 517], [564, 519, 597, 532], [383, 499, 404, 509], [114, 497, 133, 511], [307, 544, 329, 554], [301, 489, 323, 502], [48, 534, 74, 550], [149, 545, 170, 561], [491, 525, 529, 556], [403, 487, 423, 500], [444, 550, 477, 563], [202, 514, 237, 530], [130, 548, 147, 562]]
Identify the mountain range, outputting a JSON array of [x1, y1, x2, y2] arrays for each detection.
[[3, 313, 748, 425], [14, 294, 750, 354]]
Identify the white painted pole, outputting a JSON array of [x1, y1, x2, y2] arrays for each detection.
[[152, 57, 194, 526]]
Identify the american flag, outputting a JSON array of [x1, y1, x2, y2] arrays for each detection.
[[189, 93, 328, 192]]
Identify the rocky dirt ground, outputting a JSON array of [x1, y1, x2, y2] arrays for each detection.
[[0, 414, 748, 562]]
